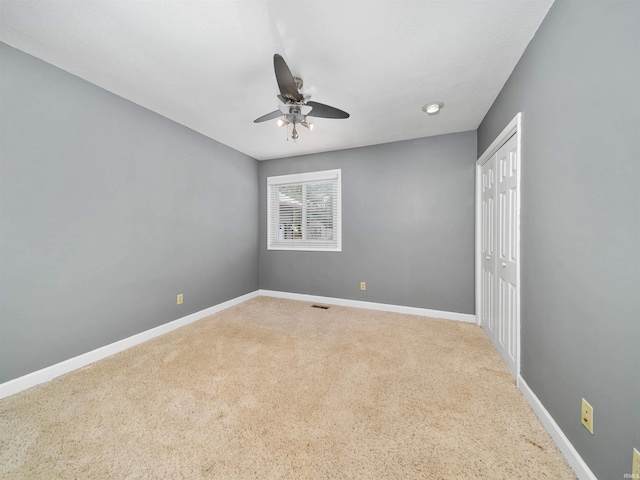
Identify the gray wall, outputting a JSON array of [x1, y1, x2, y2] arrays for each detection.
[[477, 1, 639, 479], [260, 131, 477, 315], [0, 43, 260, 383]]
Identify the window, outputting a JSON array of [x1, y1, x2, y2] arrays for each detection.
[[267, 169, 341, 251]]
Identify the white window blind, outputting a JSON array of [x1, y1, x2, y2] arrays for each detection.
[[267, 169, 341, 251]]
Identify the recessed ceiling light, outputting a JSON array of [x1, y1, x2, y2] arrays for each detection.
[[423, 101, 444, 116]]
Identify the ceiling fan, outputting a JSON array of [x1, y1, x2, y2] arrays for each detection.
[[254, 54, 350, 140]]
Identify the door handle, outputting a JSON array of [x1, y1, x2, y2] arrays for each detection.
[[486, 256, 490, 260], [502, 262, 507, 268]]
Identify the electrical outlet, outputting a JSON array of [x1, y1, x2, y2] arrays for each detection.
[[581, 398, 593, 434], [360, 282, 366, 291], [632, 448, 640, 479], [177, 294, 183, 305]]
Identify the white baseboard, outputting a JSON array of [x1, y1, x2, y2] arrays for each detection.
[[0, 290, 261, 400], [259, 289, 476, 323], [517, 375, 597, 480]]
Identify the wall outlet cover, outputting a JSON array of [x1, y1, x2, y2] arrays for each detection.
[[581, 398, 594, 435], [177, 294, 184, 305]]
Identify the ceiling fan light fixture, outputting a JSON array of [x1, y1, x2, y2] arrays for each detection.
[[254, 54, 350, 140], [423, 101, 444, 116]]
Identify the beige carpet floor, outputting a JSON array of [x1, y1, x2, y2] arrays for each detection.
[[0, 297, 576, 479]]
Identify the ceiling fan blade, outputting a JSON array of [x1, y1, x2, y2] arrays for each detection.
[[274, 54, 302, 102], [306, 101, 350, 119], [254, 110, 282, 123]]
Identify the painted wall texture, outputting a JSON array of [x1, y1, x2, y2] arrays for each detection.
[[478, 1, 639, 479], [260, 131, 477, 315], [0, 43, 260, 382]]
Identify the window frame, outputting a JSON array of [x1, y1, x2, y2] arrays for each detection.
[[266, 169, 342, 252]]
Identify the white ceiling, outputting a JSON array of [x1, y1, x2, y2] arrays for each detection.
[[0, 0, 553, 160]]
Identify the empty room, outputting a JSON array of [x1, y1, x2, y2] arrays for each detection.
[[0, 1, 638, 479]]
